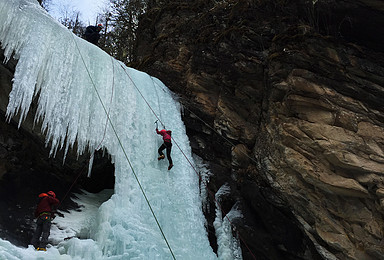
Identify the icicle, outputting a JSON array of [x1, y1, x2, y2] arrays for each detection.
[[0, 0, 239, 259], [214, 184, 243, 260], [88, 152, 94, 178]]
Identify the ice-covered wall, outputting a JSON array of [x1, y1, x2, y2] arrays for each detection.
[[0, 0, 241, 259]]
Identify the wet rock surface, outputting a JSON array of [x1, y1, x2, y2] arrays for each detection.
[[133, 0, 384, 259], [1, 0, 384, 259]]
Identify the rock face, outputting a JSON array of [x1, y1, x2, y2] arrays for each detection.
[[132, 0, 384, 259], [1, 0, 384, 259]]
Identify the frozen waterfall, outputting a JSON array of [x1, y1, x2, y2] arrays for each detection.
[[0, 0, 242, 259]]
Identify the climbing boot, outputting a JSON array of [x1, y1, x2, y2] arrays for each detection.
[[158, 155, 165, 160], [37, 247, 46, 251], [168, 164, 173, 170]]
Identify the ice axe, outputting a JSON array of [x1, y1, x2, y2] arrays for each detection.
[[155, 120, 165, 129]]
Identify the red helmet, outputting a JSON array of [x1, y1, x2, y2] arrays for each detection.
[[47, 191, 56, 198], [38, 193, 48, 198]]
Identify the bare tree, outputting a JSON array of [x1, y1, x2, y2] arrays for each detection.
[[37, 0, 51, 11], [105, 0, 147, 63], [56, 4, 86, 37]]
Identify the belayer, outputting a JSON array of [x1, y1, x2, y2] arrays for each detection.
[[156, 127, 173, 170], [31, 191, 59, 251], [84, 24, 103, 45]]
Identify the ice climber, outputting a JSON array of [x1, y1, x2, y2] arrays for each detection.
[[31, 191, 59, 251], [156, 128, 174, 170], [84, 24, 103, 45]]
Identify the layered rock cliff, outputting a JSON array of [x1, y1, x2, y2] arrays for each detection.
[[132, 0, 384, 259], [1, 0, 384, 259]]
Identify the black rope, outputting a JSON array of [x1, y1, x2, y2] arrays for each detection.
[[118, 64, 257, 260], [70, 34, 176, 260]]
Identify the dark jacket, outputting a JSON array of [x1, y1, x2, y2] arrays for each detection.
[[84, 26, 101, 44], [34, 194, 60, 218]]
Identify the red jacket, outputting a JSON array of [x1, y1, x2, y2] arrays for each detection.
[[34, 194, 60, 218], [156, 129, 172, 142]]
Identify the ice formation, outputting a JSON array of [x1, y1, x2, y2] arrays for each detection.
[[0, 0, 242, 259]]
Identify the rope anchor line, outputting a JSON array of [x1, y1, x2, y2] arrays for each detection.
[[119, 61, 257, 260], [70, 33, 176, 260], [69, 31, 257, 260]]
